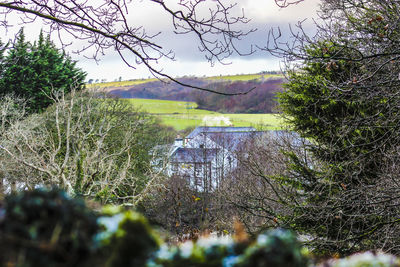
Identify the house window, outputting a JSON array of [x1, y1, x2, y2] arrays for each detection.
[[227, 156, 232, 169], [216, 167, 222, 179], [172, 163, 178, 172], [204, 162, 211, 178], [194, 175, 202, 188], [194, 163, 202, 176]]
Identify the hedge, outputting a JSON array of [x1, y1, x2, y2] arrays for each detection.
[[0, 188, 398, 267]]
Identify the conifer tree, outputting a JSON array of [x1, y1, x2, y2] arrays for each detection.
[[276, 0, 400, 255], [0, 29, 86, 113]]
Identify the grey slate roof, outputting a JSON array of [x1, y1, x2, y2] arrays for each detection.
[[195, 130, 304, 151], [186, 126, 256, 139], [170, 147, 219, 163], [199, 131, 264, 151], [266, 130, 304, 147]]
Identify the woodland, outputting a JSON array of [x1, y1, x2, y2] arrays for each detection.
[[108, 76, 284, 114]]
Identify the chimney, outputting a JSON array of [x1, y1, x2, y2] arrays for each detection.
[[174, 135, 183, 147]]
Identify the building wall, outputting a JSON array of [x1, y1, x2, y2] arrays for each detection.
[[165, 128, 259, 192]]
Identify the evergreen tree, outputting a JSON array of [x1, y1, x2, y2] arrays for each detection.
[[0, 29, 86, 113], [277, 0, 400, 255], [0, 29, 32, 99]]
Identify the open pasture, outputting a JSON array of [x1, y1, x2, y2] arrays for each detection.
[[87, 78, 158, 88], [87, 73, 284, 89], [125, 98, 218, 114], [125, 98, 284, 131]]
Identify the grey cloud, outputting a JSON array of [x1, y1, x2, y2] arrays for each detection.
[[151, 19, 317, 63]]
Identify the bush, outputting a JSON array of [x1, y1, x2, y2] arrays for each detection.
[[95, 206, 161, 267], [0, 188, 99, 267], [2, 188, 398, 267], [147, 235, 236, 267], [147, 228, 309, 267], [234, 229, 310, 267], [323, 251, 400, 267]]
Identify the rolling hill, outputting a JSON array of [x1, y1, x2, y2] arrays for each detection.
[[90, 73, 286, 114]]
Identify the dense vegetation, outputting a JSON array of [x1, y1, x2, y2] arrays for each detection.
[[0, 29, 86, 113], [0, 92, 176, 202], [107, 76, 284, 114], [275, 0, 400, 255], [0, 31, 175, 201], [2, 188, 398, 267], [123, 98, 284, 130]]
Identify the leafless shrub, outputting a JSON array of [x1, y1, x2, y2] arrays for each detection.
[[0, 90, 169, 205]]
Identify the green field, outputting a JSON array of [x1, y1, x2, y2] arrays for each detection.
[[126, 98, 217, 115], [125, 98, 284, 131], [87, 78, 158, 88], [87, 73, 284, 89]]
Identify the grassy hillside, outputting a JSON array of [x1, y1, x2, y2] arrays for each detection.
[[87, 78, 158, 89], [126, 98, 215, 114], [87, 73, 283, 89], [125, 98, 284, 131], [88, 74, 286, 130], [90, 74, 286, 114]]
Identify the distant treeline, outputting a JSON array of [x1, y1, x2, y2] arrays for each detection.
[[108, 76, 285, 113], [192, 78, 284, 113]]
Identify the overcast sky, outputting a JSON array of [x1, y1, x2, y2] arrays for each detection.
[[2, 0, 321, 82]]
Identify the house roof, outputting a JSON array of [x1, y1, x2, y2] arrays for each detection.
[[191, 130, 304, 151], [265, 130, 304, 147], [199, 131, 265, 151], [186, 126, 256, 139], [170, 147, 219, 163]]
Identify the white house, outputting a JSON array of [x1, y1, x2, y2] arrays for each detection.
[[168, 147, 222, 191], [166, 126, 265, 191]]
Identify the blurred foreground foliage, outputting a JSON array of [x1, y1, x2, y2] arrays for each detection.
[[0, 188, 398, 267]]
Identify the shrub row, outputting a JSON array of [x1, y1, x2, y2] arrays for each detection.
[[0, 188, 398, 267]]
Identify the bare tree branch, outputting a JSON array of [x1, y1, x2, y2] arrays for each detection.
[[0, 90, 170, 204], [0, 0, 259, 95]]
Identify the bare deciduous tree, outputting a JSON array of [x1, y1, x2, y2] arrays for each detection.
[[275, 0, 307, 8], [214, 131, 307, 234], [0, 90, 171, 204]]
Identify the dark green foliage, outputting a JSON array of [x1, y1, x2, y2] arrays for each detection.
[[148, 237, 235, 267], [2, 188, 397, 266], [96, 207, 161, 267], [0, 189, 309, 267], [277, 0, 400, 255], [234, 229, 309, 267], [147, 228, 309, 267], [0, 188, 99, 267], [0, 29, 86, 113]]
